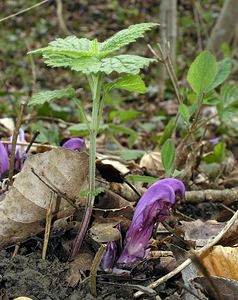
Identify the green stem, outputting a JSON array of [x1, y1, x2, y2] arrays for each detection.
[[70, 73, 102, 259]]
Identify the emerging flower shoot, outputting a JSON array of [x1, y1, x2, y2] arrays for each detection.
[[62, 138, 85, 151], [0, 142, 9, 179], [117, 178, 185, 264]]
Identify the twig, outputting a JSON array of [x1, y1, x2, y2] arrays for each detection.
[[134, 208, 238, 298], [42, 192, 55, 259], [185, 187, 238, 205], [148, 43, 182, 104], [90, 244, 107, 297], [56, 0, 71, 35], [1, 140, 57, 149], [8, 103, 26, 185], [0, 0, 50, 23]]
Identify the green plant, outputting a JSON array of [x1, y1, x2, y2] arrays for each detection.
[[28, 23, 158, 258]]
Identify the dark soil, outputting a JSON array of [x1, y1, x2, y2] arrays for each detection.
[[0, 249, 128, 300]]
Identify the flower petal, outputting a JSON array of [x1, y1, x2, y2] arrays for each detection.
[[62, 138, 85, 151], [0, 142, 9, 178]]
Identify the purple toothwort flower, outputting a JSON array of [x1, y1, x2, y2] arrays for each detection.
[[116, 178, 185, 264], [0, 142, 9, 178], [8, 128, 27, 172], [101, 224, 121, 271], [209, 138, 220, 145], [62, 138, 85, 151]]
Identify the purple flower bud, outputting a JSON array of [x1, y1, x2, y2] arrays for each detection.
[[101, 224, 121, 272], [101, 240, 119, 271], [0, 142, 9, 178], [62, 138, 85, 151], [209, 138, 220, 145], [116, 178, 185, 265], [8, 129, 27, 172]]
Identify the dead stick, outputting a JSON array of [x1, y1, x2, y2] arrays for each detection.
[[185, 188, 238, 205], [90, 244, 107, 297], [134, 208, 238, 298], [8, 103, 25, 185], [2, 140, 57, 149], [42, 192, 55, 259]]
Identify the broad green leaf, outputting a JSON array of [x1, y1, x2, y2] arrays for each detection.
[[207, 57, 232, 91], [203, 142, 226, 164], [220, 84, 238, 106], [179, 103, 190, 124], [217, 84, 238, 121], [159, 118, 175, 146], [100, 23, 159, 54], [29, 37, 96, 57], [108, 110, 141, 123], [69, 123, 108, 136], [125, 175, 158, 183], [119, 150, 145, 161], [109, 124, 137, 148], [29, 88, 76, 106], [105, 75, 147, 94], [187, 51, 217, 94], [161, 139, 175, 177]]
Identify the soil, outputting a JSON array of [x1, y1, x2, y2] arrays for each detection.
[[0, 249, 128, 300]]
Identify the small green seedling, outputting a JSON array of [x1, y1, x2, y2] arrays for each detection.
[[28, 23, 158, 258]]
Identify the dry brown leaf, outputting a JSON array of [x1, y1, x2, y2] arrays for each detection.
[[194, 276, 238, 300], [139, 151, 163, 175], [0, 148, 89, 249], [89, 221, 121, 243], [201, 245, 238, 280], [179, 220, 225, 247], [66, 252, 94, 287]]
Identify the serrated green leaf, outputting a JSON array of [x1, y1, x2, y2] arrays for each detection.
[[98, 55, 155, 75], [45, 54, 155, 75], [179, 103, 190, 124], [207, 57, 232, 91], [187, 51, 217, 94], [29, 88, 76, 106], [100, 23, 159, 54], [125, 175, 158, 183], [105, 75, 147, 94], [29, 36, 96, 57], [119, 149, 145, 160], [161, 139, 175, 177]]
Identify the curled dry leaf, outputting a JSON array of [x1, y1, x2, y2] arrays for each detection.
[[201, 245, 238, 281], [0, 148, 89, 250], [139, 151, 163, 175], [13, 298, 33, 300], [89, 221, 121, 243]]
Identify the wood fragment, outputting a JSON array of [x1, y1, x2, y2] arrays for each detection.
[[90, 244, 107, 297], [42, 192, 55, 260], [185, 188, 238, 205]]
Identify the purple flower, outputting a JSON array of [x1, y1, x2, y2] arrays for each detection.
[[209, 138, 220, 145], [0, 142, 9, 178], [62, 138, 85, 151], [101, 224, 121, 272], [116, 178, 185, 264], [8, 128, 26, 172]]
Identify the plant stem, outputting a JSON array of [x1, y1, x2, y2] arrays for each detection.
[[71, 74, 102, 259]]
